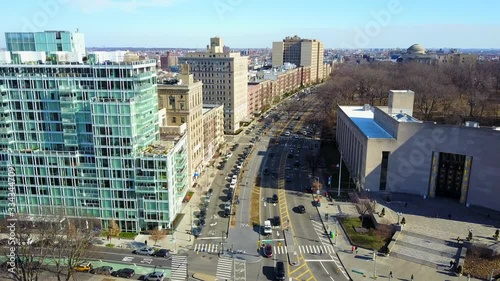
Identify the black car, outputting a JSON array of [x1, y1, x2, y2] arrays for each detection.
[[287, 153, 293, 158], [228, 189, 233, 200], [273, 216, 281, 226], [224, 208, 231, 217], [269, 152, 274, 157], [271, 194, 278, 203], [276, 261, 285, 280], [111, 268, 135, 278], [263, 168, 270, 175], [90, 266, 113, 275], [294, 160, 300, 167], [297, 205, 306, 213], [285, 176, 291, 182], [152, 249, 170, 258]]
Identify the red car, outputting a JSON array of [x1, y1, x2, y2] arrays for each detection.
[[264, 244, 273, 258]]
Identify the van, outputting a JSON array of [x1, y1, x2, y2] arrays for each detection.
[[275, 261, 285, 280]]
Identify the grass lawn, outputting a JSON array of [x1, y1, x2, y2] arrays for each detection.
[[339, 216, 392, 251], [464, 249, 500, 280], [250, 185, 261, 226]]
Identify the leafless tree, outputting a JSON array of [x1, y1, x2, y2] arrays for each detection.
[[305, 153, 320, 176], [149, 228, 166, 246]]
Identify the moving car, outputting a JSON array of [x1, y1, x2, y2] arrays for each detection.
[[263, 220, 272, 235], [133, 247, 154, 255], [270, 194, 278, 203], [273, 216, 281, 227], [111, 268, 135, 278], [285, 176, 291, 182], [276, 261, 286, 280], [264, 244, 273, 257], [263, 168, 270, 175], [144, 271, 165, 281], [152, 249, 170, 258], [297, 205, 306, 213], [74, 262, 92, 272], [90, 266, 113, 275], [285, 131, 291, 136]]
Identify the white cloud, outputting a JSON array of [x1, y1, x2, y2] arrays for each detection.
[[69, 0, 178, 13]]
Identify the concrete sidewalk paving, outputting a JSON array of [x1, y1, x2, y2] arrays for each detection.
[[315, 196, 483, 281]]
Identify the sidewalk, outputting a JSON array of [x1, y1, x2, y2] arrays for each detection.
[[315, 198, 483, 281]]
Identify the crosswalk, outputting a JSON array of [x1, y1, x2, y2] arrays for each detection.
[[311, 219, 333, 244], [216, 257, 233, 281], [170, 255, 188, 281], [194, 242, 335, 255], [194, 243, 219, 253]]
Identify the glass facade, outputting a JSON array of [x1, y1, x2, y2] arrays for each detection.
[[0, 58, 189, 232], [5, 31, 84, 53]]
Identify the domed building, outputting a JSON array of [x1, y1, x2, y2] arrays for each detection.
[[397, 43, 437, 64]]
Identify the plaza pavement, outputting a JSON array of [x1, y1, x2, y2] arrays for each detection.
[[315, 190, 500, 281]]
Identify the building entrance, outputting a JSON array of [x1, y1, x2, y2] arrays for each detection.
[[435, 152, 466, 199]]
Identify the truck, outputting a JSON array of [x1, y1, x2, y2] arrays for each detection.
[[263, 220, 272, 235]]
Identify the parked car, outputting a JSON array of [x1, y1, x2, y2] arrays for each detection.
[[264, 244, 273, 257], [263, 168, 270, 175], [273, 216, 281, 226], [90, 266, 113, 275], [276, 261, 286, 280], [111, 268, 135, 278], [285, 176, 291, 182], [297, 205, 306, 213], [73, 262, 92, 272], [144, 271, 165, 281], [133, 247, 154, 255]]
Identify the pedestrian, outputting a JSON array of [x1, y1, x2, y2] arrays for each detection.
[[389, 271, 393, 278], [145, 240, 148, 246], [351, 246, 355, 253], [450, 260, 454, 268], [355, 246, 358, 254], [411, 274, 414, 281]]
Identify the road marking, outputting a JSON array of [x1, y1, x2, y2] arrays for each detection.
[[122, 257, 134, 262], [141, 258, 153, 264]]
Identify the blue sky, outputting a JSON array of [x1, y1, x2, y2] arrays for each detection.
[[1, 0, 500, 49]]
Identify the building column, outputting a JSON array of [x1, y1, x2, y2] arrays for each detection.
[[428, 151, 439, 198], [459, 156, 473, 205]]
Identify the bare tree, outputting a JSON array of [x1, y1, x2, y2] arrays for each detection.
[[108, 220, 121, 240], [149, 227, 167, 246], [356, 201, 375, 226], [306, 153, 320, 176]]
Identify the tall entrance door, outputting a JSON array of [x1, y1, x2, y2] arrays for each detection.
[[435, 152, 466, 199]]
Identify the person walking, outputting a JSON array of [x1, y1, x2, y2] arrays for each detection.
[[411, 274, 414, 281], [450, 260, 454, 268], [389, 271, 393, 280], [351, 245, 355, 253], [355, 246, 358, 254]]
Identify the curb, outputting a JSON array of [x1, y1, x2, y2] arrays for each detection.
[[314, 197, 353, 281]]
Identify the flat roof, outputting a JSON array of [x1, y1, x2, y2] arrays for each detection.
[[340, 106, 394, 139]]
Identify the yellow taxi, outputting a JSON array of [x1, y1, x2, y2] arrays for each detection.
[[74, 262, 93, 272]]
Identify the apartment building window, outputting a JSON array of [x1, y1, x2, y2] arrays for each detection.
[[181, 117, 185, 123], [172, 117, 176, 123]]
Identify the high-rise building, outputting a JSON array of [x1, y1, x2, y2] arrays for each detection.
[[5, 30, 85, 53], [160, 51, 179, 71], [179, 37, 248, 133], [272, 35, 324, 83], [158, 64, 204, 181], [202, 104, 225, 164], [0, 47, 189, 232]]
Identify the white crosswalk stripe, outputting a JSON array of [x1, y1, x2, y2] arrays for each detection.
[[170, 255, 188, 281], [194, 243, 219, 253], [277, 245, 337, 255], [216, 257, 233, 280]]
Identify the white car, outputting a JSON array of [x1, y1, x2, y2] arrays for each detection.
[[133, 247, 154, 256], [227, 152, 233, 158], [230, 183, 236, 189], [285, 131, 291, 136], [144, 271, 165, 281]]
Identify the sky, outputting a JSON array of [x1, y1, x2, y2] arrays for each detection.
[[1, 0, 500, 49]]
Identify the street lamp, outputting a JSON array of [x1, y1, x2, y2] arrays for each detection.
[[373, 250, 377, 279]]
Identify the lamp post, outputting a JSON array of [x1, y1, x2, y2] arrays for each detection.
[[337, 151, 342, 197], [189, 205, 192, 242], [373, 250, 377, 279]]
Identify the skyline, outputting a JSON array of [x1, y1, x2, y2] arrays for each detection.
[[1, 0, 500, 49]]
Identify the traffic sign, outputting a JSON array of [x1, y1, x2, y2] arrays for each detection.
[[261, 240, 273, 243]]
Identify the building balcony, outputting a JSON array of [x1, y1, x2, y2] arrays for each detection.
[[136, 176, 155, 182], [133, 72, 154, 79]]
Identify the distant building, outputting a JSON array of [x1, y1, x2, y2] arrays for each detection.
[[160, 51, 178, 71], [158, 65, 204, 183], [336, 90, 500, 212], [272, 35, 325, 82], [397, 44, 437, 64], [202, 104, 225, 164], [179, 37, 249, 134], [5, 30, 85, 53], [437, 49, 477, 65]]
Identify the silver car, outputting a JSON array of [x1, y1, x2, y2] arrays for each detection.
[[133, 247, 154, 255], [144, 271, 165, 281]]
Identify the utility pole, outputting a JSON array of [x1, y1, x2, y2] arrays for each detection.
[[337, 151, 342, 197], [189, 205, 192, 242], [373, 250, 377, 279]]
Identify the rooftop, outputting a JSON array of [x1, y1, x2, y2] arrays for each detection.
[[142, 141, 176, 156], [339, 106, 394, 139]]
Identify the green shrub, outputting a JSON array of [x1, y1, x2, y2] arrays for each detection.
[[119, 232, 138, 239], [105, 243, 115, 248]]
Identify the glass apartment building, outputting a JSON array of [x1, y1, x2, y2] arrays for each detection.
[[5, 31, 85, 53], [0, 50, 189, 232]]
